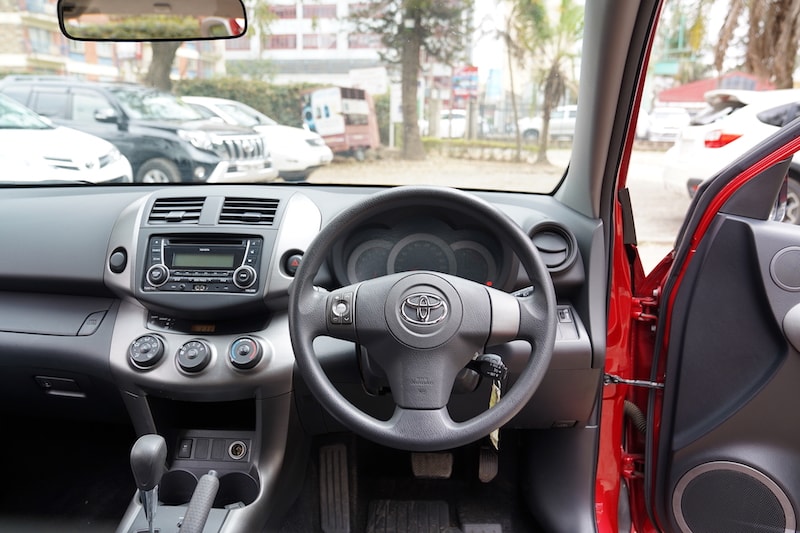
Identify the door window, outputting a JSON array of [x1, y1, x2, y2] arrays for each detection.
[[30, 90, 68, 119], [71, 91, 112, 122]]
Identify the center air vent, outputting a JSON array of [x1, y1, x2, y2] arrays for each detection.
[[220, 197, 279, 225], [148, 197, 204, 224], [530, 222, 578, 273]]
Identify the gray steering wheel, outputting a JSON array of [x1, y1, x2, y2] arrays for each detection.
[[288, 186, 557, 451]]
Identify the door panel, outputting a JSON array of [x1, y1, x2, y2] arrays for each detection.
[[648, 124, 800, 532], [653, 214, 800, 532]]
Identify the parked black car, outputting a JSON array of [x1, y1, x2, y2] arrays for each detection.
[[0, 76, 277, 183]]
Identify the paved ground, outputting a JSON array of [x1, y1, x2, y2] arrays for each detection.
[[310, 148, 691, 273]]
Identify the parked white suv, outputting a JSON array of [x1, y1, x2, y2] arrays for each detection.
[[183, 96, 333, 182], [662, 89, 800, 223], [518, 104, 577, 141], [0, 94, 131, 184]]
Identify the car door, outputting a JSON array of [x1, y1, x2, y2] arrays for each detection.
[[633, 114, 800, 532], [67, 88, 135, 157]]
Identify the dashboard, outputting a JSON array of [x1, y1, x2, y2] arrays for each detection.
[[0, 183, 602, 531]]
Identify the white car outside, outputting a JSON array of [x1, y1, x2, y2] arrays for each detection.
[[0, 94, 132, 184], [518, 104, 578, 141], [641, 107, 690, 142], [663, 89, 800, 206], [182, 96, 333, 181]]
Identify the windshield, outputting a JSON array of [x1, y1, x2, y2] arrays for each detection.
[[0, 95, 51, 130], [0, 0, 793, 218], [219, 102, 277, 127]]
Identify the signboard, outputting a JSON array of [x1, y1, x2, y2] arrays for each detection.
[[452, 65, 478, 99]]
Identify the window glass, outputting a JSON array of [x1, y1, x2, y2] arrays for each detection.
[[72, 92, 111, 122], [31, 91, 68, 118]]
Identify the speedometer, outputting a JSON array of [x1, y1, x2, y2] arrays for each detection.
[[388, 234, 456, 275]]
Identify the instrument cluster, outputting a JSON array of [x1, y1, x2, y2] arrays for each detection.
[[331, 215, 511, 288]]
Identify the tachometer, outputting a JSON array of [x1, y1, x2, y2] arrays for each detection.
[[346, 239, 393, 282], [388, 234, 456, 275]]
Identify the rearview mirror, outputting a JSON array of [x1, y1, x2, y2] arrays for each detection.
[[57, 0, 247, 41]]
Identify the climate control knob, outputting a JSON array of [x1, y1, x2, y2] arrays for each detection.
[[233, 265, 257, 289], [129, 335, 165, 369], [177, 340, 212, 373], [229, 337, 263, 370]]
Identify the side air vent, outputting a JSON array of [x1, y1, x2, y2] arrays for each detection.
[[148, 197, 205, 224], [220, 197, 279, 225], [530, 222, 578, 273]]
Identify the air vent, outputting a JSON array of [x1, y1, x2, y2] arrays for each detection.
[[148, 197, 204, 224], [530, 222, 578, 273], [220, 197, 279, 225]]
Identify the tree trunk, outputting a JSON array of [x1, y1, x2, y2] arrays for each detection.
[[773, 0, 800, 88], [537, 64, 563, 165], [506, 33, 522, 163], [400, 6, 425, 160], [145, 41, 182, 92]]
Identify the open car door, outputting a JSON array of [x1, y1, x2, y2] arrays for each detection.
[[637, 115, 800, 531]]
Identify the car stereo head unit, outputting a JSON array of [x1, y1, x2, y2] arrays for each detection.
[[143, 236, 263, 293]]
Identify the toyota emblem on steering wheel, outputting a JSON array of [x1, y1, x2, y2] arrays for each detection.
[[400, 293, 448, 326]]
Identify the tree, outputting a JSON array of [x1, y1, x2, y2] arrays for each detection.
[[352, 1, 473, 160], [494, 0, 547, 162], [714, 0, 800, 89], [520, 0, 583, 165], [65, 16, 201, 91]]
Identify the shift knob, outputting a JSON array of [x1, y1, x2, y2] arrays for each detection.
[[130, 434, 167, 492]]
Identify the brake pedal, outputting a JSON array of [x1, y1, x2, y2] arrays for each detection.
[[411, 452, 453, 479]]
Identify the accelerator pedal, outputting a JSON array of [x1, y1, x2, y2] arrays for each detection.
[[367, 500, 456, 533], [478, 446, 499, 483], [319, 444, 351, 533]]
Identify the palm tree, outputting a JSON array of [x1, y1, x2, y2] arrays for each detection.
[[523, 0, 583, 164]]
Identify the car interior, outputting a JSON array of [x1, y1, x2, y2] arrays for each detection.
[[3, 0, 800, 532]]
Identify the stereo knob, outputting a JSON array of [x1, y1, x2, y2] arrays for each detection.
[[129, 335, 165, 369], [177, 340, 212, 373], [229, 337, 263, 370], [233, 266, 257, 289], [146, 264, 170, 287]]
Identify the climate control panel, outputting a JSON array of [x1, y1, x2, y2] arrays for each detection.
[[127, 335, 267, 374]]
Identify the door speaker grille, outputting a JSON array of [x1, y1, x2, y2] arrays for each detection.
[[673, 461, 795, 533]]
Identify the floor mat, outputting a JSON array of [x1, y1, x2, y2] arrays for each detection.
[[0, 415, 136, 532]]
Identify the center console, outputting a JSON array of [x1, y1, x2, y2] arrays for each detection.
[[104, 189, 323, 532]]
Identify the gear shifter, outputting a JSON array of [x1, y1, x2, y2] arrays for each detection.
[[130, 434, 167, 533]]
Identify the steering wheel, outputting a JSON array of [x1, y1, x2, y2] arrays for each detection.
[[288, 186, 557, 451]]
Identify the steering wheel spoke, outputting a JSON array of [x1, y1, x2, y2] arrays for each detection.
[[381, 407, 460, 449]]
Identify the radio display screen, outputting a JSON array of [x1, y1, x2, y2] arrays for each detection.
[[171, 253, 236, 269]]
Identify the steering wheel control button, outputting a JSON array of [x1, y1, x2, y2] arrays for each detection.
[[329, 292, 353, 325], [177, 340, 212, 373], [229, 337, 263, 370], [233, 265, 257, 289], [146, 264, 169, 287], [129, 335, 165, 369]]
